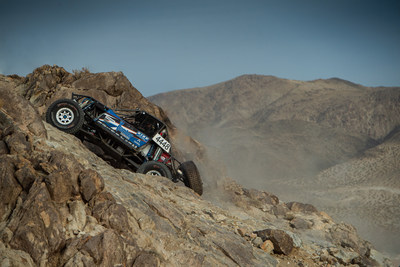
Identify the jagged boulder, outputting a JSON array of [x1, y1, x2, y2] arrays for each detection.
[[72, 71, 137, 97], [89, 192, 130, 234], [23, 65, 75, 107], [0, 75, 46, 138], [79, 169, 105, 202], [254, 229, 294, 255], [0, 156, 23, 222]]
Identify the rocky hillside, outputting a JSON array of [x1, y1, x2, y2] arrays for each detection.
[[150, 74, 400, 261], [0, 66, 393, 266]]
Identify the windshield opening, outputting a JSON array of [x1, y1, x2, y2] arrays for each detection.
[[133, 112, 164, 137]]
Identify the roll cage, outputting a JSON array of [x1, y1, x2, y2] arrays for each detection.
[[72, 93, 166, 138]]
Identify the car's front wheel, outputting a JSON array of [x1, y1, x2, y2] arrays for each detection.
[[179, 161, 203, 195], [46, 99, 84, 134], [137, 161, 173, 179]]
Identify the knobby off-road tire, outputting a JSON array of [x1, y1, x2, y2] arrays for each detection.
[[137, 161, 173, 179], [46, 99, 84, 134], [179, 161, 203, 195]]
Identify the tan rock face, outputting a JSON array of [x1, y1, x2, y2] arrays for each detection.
[[0, 67, 393, 267]]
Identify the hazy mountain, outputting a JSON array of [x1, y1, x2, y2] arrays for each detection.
[[150, 74, 400, 259]]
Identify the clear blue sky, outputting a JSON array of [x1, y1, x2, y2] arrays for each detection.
[[1, 0, 399, 96]]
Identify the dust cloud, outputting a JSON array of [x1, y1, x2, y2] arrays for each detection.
[[189, 125, 400, 262]]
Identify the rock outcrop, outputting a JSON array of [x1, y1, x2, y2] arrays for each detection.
[[0, 66, 393, 266]]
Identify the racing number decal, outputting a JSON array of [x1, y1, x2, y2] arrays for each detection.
[[153, 134, 171, 153]]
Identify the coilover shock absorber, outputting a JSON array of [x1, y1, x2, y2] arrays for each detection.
[[153, 147, 162, 161]]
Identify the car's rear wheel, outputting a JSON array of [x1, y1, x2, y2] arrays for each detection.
[[46, 99, 84, 134], [137, 161, 173, 179], [179, 161, 203, 195]]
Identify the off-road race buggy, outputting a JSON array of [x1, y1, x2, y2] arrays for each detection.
[[45, 94, 203, 195]]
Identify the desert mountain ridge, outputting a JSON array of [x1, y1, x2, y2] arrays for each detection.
[[0, 65, 395, 266], [149, 74, 400, 262]]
